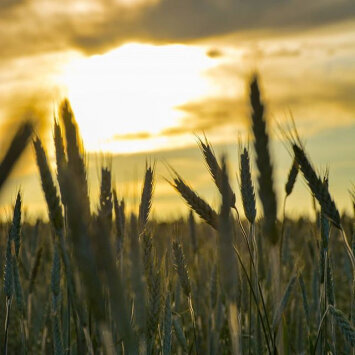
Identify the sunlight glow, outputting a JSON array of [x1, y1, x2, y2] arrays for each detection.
[[62, 43, 217, 153]]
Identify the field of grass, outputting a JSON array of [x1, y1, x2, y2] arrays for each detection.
[[0, 76, 354, 354]]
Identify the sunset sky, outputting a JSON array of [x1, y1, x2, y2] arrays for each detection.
[[0, 0, 354, 220]]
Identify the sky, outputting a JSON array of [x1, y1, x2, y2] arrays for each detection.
[[0, 0, 354, 221]]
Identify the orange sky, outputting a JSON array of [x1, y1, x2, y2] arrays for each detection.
[[0, 1, 354, 220]]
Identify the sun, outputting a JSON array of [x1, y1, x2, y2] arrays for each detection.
[[61, 43, 216, 153]]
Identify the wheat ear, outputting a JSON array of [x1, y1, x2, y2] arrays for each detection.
[[139, 164, 154, 232], [60, 99, 90, 218], [170, 172, 218, 230], [98, 167, 113, 230], [198, 136, 236, 207], [240, 147, 256, 224], [0, 121, 33, 192], [250, 75, 278, 244], [293, 143, 355, 271], [54, 120, 68, 206]]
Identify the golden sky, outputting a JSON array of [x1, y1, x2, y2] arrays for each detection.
[[0, 0, 354, 220]]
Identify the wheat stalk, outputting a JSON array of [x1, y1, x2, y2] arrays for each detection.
[[188, 210, 198, 255], [173, 241, 191, 297], [170, 172, 218, 230], [293, 144, 340, 228], [54, 120, 68, 206], [162, 294, 172, 355], [240, 147, 256, 224], [146, 263, 162, 351], [173, 317, 188, 352], [113, 190, 125, 256], [218, 157, 242, 354], [293, 143, 355, 272], [197, 136, 236, 207], [272, 274, 297, 332], [3, 192, 25, 354], [60, 100, 90, 218], [0, 121, 33, 192], [33, 138, 64, 232], [285, 158, 299, 197], [98, 167, 113, 230], [143, 232, 154, 292], [249, 75, 278, 244], [329, 305, 355, 347], [280, 158, 299, 258], [139, 164, 154, 232], [12, 258, 24, 315], [129, 214, 146, 332], [51, 244, 64, 355]]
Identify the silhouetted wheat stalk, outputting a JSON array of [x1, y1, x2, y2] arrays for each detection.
[[34, 138, 64, 233], [280, 158, 299, 259], [98, 166, 113, 230], [197, 136, 236, 208], [169, 171, 219, 230], [249, 76, 282, 353], [61, 100, 90, 219], [292, 143, 355, 272], [139, 164, 154, 233], [198, 136, 250, 243], [240, 147, 256, 225], [239, 145, 257, 354], [54, 120, 68, 206], [0, 121, 33, 192], [250, 76, 278, 245]]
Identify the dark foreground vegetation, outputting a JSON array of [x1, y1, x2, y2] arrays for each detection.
[[0, 76, 354, 354]]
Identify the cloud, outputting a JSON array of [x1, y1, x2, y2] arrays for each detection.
[[111, 132, 153, 140], [206, 48, 224, 58], [0, 0, 22, 10], [1, 0, 355, 60], [104, 95, 249, 144], [106, 96, 249, 139], [171, 97, 248, 134], [165, 66, 355, 139], [243, 47, 302, 60], [105, 66, 355, 141]]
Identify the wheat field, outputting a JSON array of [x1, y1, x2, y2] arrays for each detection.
[[0, 76, 354, 354]]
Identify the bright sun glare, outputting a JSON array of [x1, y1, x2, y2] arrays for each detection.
[[62, 43, 216, 153]]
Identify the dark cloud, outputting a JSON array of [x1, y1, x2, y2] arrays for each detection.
[[1, 0, 355, 59], [89, 0, 355, 48], [0, 0, 23, 11], [243, 47, 301, 60], [274, 84, 355, 112], [111, 132, 153, 140], [162, 74, 355, 137], [206, 48, 224, 58], [104, 96, 248, 140], [173, 97, 248, 133]]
